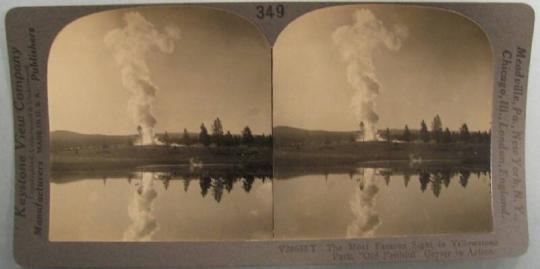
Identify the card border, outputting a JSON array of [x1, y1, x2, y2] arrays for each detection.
[[5, 2, 533, 267]]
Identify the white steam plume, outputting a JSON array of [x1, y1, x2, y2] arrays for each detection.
[[105, 12, 180, 145], [332, 9, 408, 141], [123, 172, 159, 241], [347, 168, 380, 237]]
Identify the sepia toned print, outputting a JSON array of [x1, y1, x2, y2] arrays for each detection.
[[6, 1, 534, 266], [48, 6, 273, 241], [273, 5, 493, 239], [48, 4, 494, 243]]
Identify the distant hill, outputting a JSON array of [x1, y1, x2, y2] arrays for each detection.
[[273, 126, 355, 145], [51, 130, 132, 140], [50, 130, 136, 151]]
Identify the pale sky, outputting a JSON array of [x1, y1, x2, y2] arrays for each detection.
[[274, 5, 493, 132], [49, 5, 493, 136], [49, 6, 271, 135]]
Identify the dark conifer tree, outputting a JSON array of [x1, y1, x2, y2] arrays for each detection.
[[460, 123, 471, 143], [182, 128, 191, 145], [420, 120, 430, 143], [211, 118, 224, 146], [242, 126, 254, 145], [402, 125, 411, 142], [199, 124, 211, 146], [224, 131, 234, 147], [443, 128, 451, 143], [431, 115, 443, 143]]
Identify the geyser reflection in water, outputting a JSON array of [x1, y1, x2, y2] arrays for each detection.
[[123, 171, 159, 241], [347, 168, 380, 238]]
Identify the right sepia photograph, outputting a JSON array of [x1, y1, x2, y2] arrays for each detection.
[[273, 5, 493, 239]]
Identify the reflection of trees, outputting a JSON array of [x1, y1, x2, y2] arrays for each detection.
[[199, 174, 268, 201], [224, 176, 234, 193], [419, 171, 430, 192], [460, 171, 471, 188], [382, 173, 391, 186], [243, 175, 255, 193], [403, 172, 411, 188], [441, 171, 451, 188], [182, 176, 192, 192], [431, 175, 441, 198], [200, 175, 212, 197], [197, 174, 265, 202], [311, 166, 489, 199], [136, 171, 271, 203], [212, 178, 224, 203], [400, 168, 486, 198]]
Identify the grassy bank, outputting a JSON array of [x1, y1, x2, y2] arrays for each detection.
[[51, 144, 272, 171], [274, 141, 489, 167]]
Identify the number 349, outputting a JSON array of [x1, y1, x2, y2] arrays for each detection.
[[256, 5, 285, 19]]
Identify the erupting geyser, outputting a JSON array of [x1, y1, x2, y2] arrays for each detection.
[[332, 9, 408, 141], [105, 12, 180, 145]]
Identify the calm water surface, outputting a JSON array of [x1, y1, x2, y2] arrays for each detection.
[[50, 166, 492, 241], [274, 167, 492, 239], [50, 169, 273, 241]]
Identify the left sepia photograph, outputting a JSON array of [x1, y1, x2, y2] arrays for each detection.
[[48, 6, 273, 242]]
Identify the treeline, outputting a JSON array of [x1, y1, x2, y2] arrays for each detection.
[[159, 117, 272, 147], [365, 115, 490, 144]]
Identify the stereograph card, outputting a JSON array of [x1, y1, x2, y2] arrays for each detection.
[[5, 2, 533, 267]]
